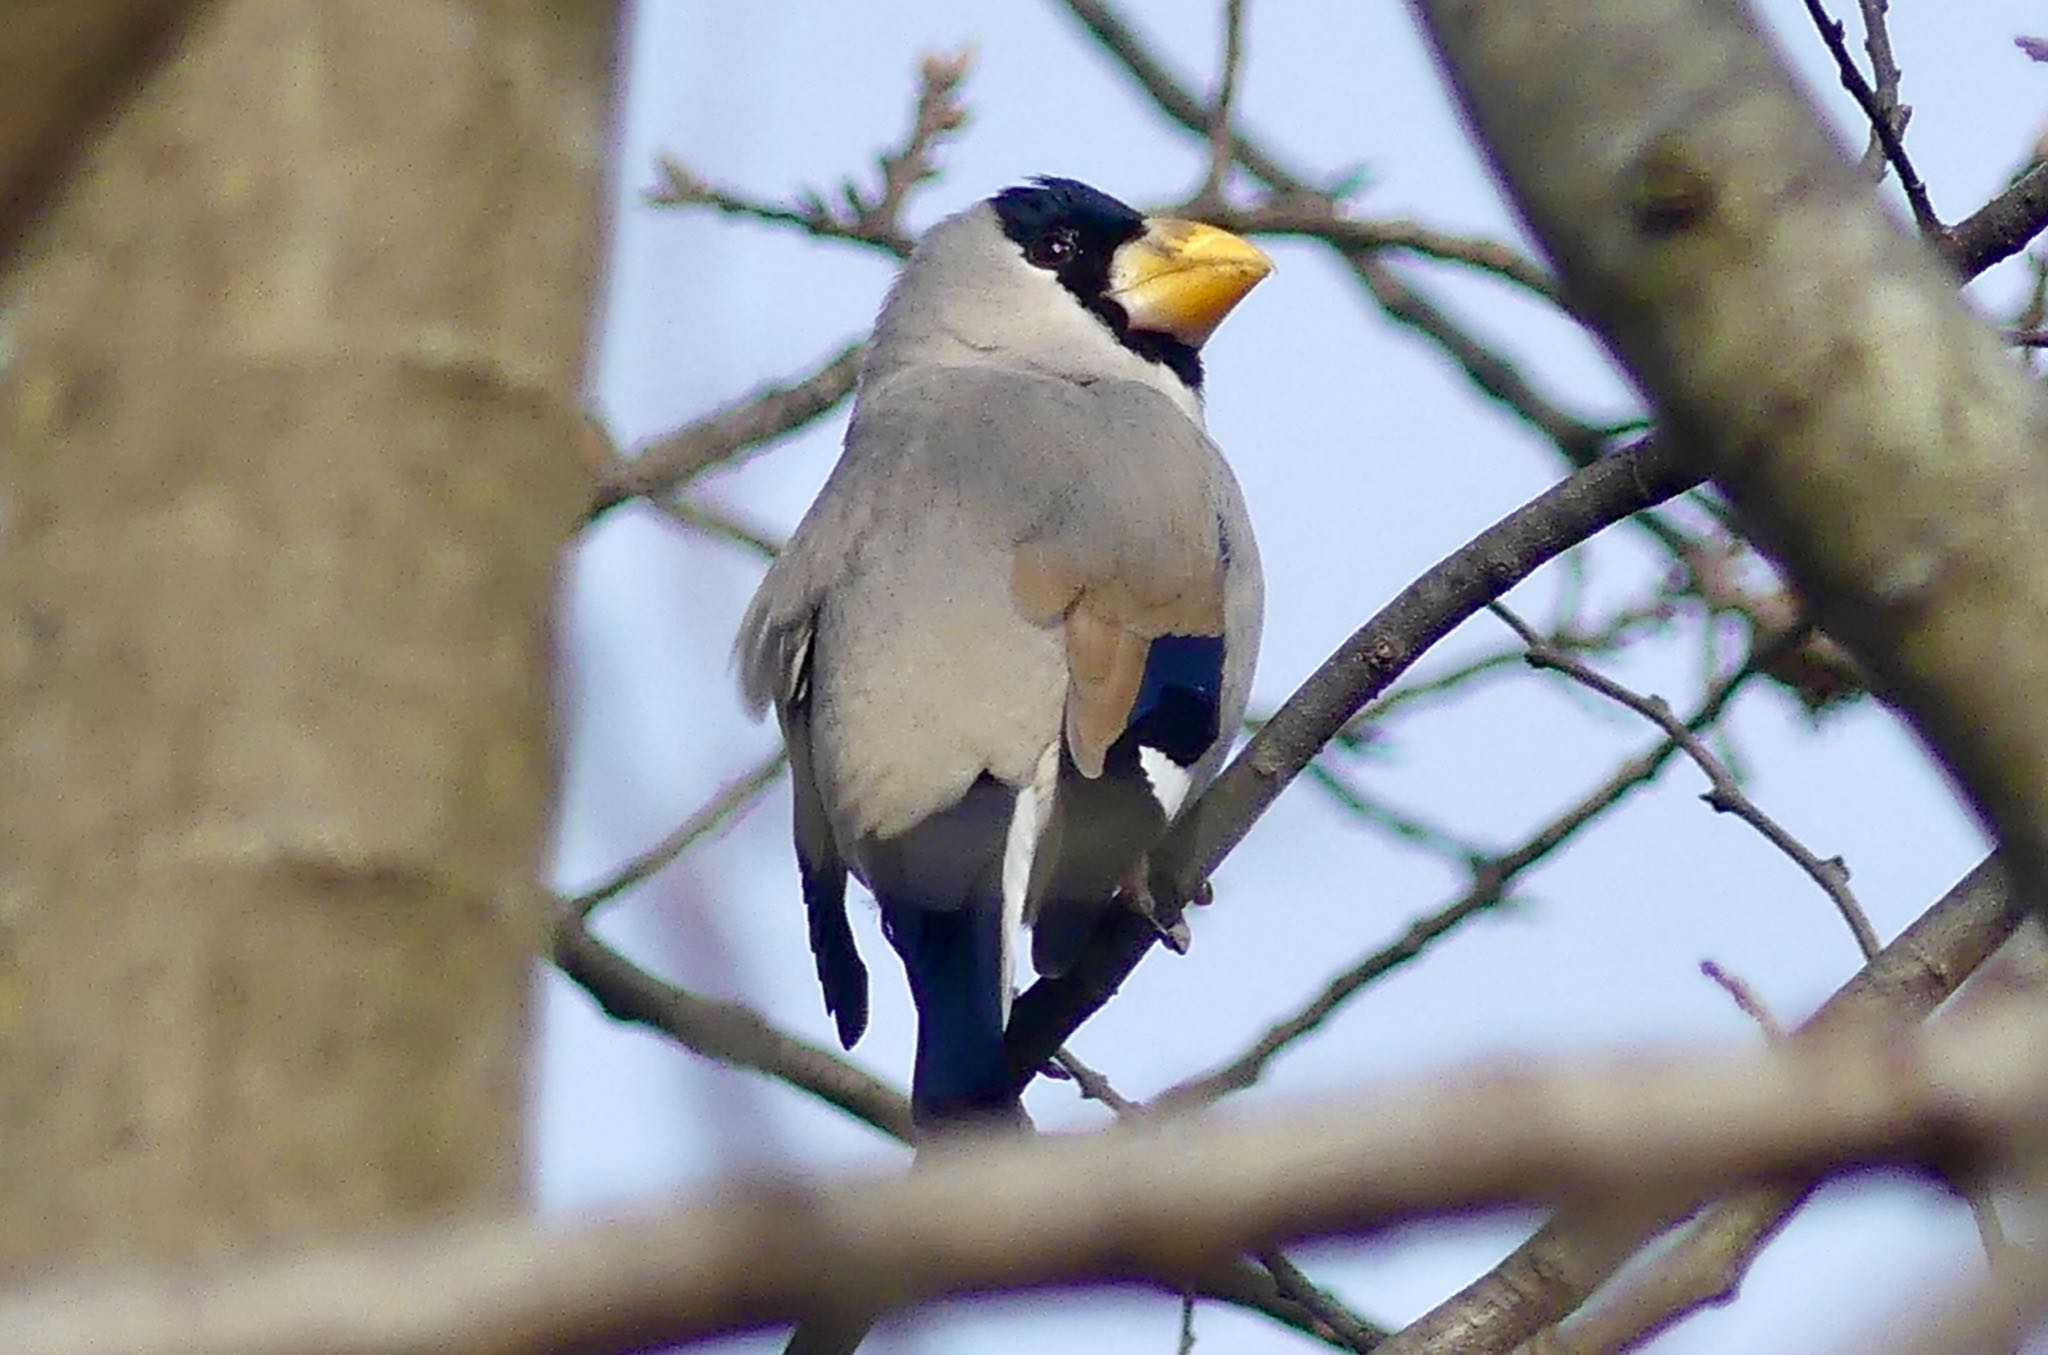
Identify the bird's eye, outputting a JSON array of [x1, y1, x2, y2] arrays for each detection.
[[1026, 230, 1078, 268]]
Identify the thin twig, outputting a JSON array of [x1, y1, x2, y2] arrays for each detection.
[[1341, 589, 1679, 736], [1298, 760, 1493, 862], [1199, 0, 1248, 204], [1052, 1047, 1140, 1114], [1202, 201, 1562, 306], [1153, 642, 1771, 1110], [645, 49, 972, 261], [1854, 0, 1908, 179], [1798, 0, 1941, 235], [1491, 601, 1880, 960], [665, 499, 784, 560], [1700, 959, 1787, 1039], [589, 340, 865, 519], [569, 751, 788, 918], [1254, 1251, 1387, 1353]]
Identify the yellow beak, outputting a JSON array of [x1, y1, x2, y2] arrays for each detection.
[[1108, 219, 1273, 347]]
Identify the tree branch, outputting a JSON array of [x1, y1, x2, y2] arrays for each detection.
[[568, 751, 787, 918], [1374, 855, 2023, 1355], [1799, 0, 1939, 234], [1415, 0, 2048, 915], [550, 904, 917, 1142], [1155, 637, 1771, 1111], [1949, 160, 2048, 279], [16, 986, 2048, 1355], [588, 340, 865, 519], [1490, 600, 1879, 959], [645, 50, 970, 261], [1201, 200, 1563, 306]]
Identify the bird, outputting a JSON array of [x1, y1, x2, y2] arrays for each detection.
[[737, 176, 1270, 1129]]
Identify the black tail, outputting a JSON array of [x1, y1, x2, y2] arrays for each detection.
[[879, 898, 1020, 1126]]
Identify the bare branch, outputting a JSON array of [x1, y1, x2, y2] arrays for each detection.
[[1854, 0, 1908, 179], [1491, 601, 1880, 959], [1950, 160, 2048, 278], [1416, 0, 2048, 920], [18, 988, 2048, 1355], [645, 49, 972, 260], [568, 751, 789, 918], [1155, 640, 1769, 1110], [1799, 0, 1941, 235], [664, 499, 784, 560], [1376, 856, 2021, 1355], [1199, 0, 1249, 204], [1203, 200, 1562, 305], [550, 904, 916, 1142], [1700, 959, 1787, 1039], [589, 340, 865, 519]]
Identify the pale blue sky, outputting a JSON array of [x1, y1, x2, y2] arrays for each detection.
[[542, 5, 2043, 1351]]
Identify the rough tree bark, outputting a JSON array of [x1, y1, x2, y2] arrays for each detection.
[[0, 1, 616, 1273], [1413, 0, 2048, 902]]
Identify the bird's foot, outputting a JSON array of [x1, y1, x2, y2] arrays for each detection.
[[1121, 859, 1191, 953]]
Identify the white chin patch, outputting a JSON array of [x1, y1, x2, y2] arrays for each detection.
[[1138, 747, 1194, 818]]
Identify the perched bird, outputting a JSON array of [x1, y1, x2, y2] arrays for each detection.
[[737, 177, 1270, 1127]]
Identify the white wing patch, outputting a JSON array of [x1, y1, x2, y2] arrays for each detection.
[[1138, 747, 1194, 818], [998, 743, 1061, 1021]]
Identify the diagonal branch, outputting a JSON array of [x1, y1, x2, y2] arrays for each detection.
[[1490, 600, 1880, 959], [1798, 0, 1940, 235], [588, 340, 865, 519], [569, 751, 788, 919], [1948, 160, 2048, 279], [1373, 855, 2023, 1355], [551, 903, 916, 1142], [1155, 637, 1772, 1111]]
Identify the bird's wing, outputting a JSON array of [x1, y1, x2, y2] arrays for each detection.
[[1007, 379, 1246, 779]]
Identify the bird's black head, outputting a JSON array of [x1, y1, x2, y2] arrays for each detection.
[[990, 177, 1204, 391]]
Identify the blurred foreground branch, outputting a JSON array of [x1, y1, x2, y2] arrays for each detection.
[[16, 992, 2048, 1355]]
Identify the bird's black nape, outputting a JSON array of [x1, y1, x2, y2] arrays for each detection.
[[990, 177, 1205, 392]]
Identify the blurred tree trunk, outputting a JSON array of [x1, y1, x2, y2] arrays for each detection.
[[0, 1, 616, 1275]]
